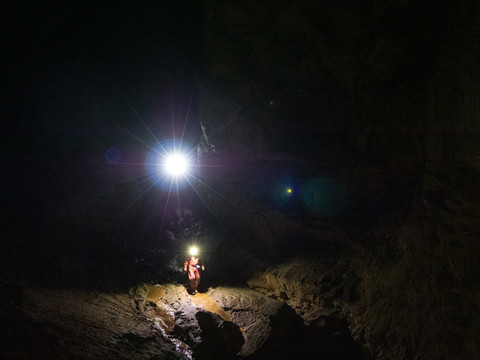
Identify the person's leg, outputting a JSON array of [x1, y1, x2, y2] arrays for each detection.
[[188, 268, 196, 294], [194, 269, 200, 292], [189, 278, 195, 293]]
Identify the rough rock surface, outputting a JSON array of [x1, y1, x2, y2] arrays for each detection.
[[248, 257, 354, 324], [207, 286, 289, 357], [3, 281, 357, 360], [0, 282, 187, 360]]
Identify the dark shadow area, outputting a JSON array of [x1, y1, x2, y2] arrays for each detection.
[[0, 294, 55, 359], [246, 305, 371, 360], [194, 311, 245, 360]]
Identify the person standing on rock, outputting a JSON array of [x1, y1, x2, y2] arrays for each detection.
[[184, 247, 205, 295]]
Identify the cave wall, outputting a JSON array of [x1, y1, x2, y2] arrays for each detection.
[[196, 1, 480, 359], [354, 4, 480, 358], [197, 0, 448, 167]]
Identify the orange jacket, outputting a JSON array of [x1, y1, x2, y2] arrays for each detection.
[[184, 256, 204, 271]]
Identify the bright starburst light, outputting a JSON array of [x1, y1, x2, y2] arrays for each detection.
[[189, 246, 198, 256], [145, 140, 196, 191], [108, 83, 226, 234], [164, 153, 189, 177]]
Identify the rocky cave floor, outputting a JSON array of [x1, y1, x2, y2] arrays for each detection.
[[0, 277, 370, 360]]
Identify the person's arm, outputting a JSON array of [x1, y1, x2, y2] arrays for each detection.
[[184, 258, 189, 271]]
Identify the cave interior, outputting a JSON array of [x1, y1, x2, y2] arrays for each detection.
[[2, 1, 480, 359]]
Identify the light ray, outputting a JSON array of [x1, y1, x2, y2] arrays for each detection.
[[114, 86, 160, 145], [158, 177, 176, 236], [185, 178, 220, 223], [179, 67, 198, 148]]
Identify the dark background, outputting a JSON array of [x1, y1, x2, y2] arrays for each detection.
[[2, 0, 209, 287], [2, 0, 477, 278]]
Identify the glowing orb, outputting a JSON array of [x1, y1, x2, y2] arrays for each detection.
[[145, 140, 196, 191], [189, 246, 198, 256], [164, 153, 189, 176], [286, 188, 293, 194]]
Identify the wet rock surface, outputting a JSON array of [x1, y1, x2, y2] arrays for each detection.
[[0, 280, 368, 360]]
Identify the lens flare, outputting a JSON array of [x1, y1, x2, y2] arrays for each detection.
[[189, 246, 198, 256], [105, 147, 121, 164], [302, 177, 349, 216]]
